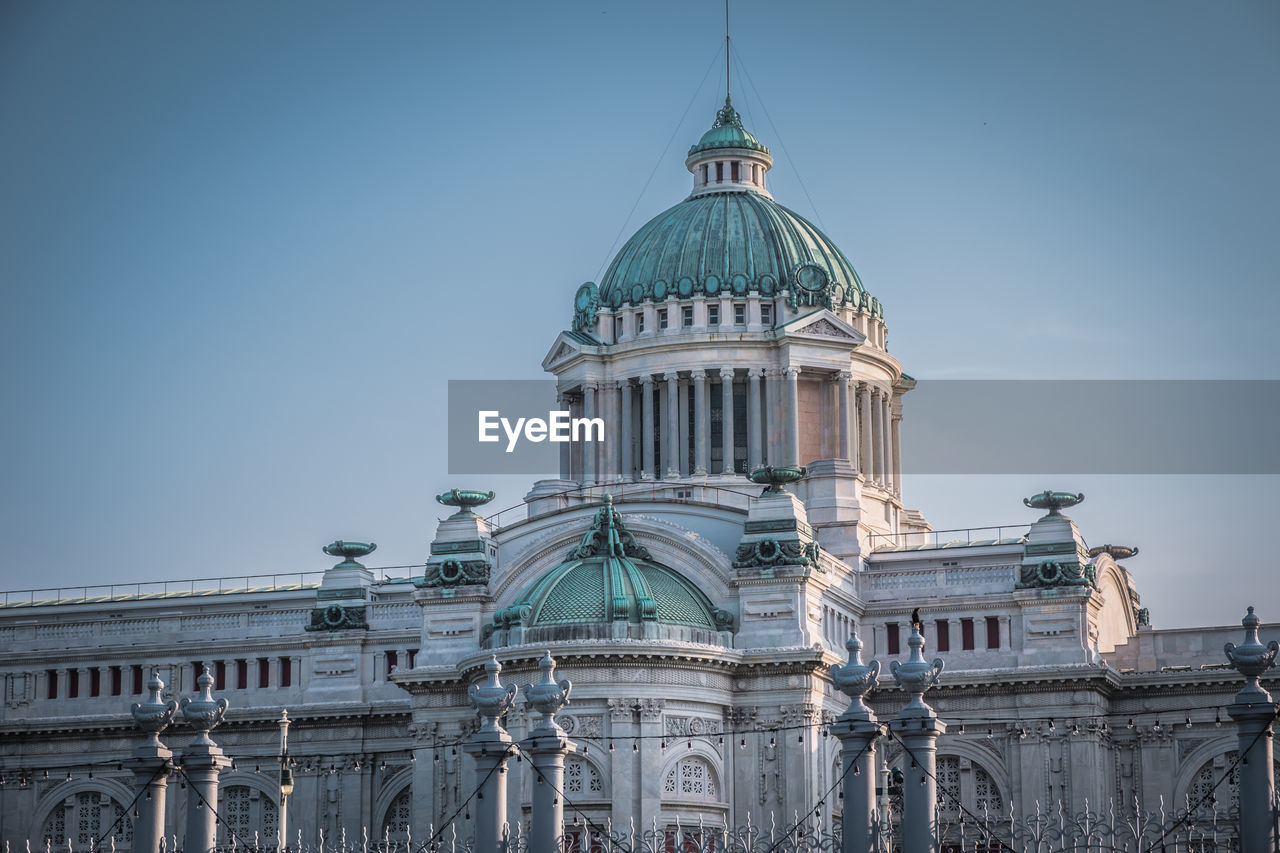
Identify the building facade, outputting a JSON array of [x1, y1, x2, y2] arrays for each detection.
[[0, 97, 1274, 848]]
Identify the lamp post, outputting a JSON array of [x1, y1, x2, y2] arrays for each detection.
[[278, 709, 294, 851]]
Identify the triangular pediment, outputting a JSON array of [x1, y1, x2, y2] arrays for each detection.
[[781, 309, 866, 345], [541, 330, 601, 372]]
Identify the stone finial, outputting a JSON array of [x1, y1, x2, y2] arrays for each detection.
[[179, 666, 229, 746], [523, 651, 572, 735], [889, 623, 944, 716], [131, 670, 178, 747], [830, 633, 880, 722], [469, 655, 517, 733], [1225, 606, 1279, 703], [322, 540, 376, 568]]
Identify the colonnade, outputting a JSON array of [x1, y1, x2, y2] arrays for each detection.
[[560, 369, 902, 493]]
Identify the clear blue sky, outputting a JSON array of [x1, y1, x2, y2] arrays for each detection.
[[1, 1, 1277, 628]]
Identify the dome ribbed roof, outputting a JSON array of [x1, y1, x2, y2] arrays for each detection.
[[597, 191, 868, 309], [494, 497, 726, 632]]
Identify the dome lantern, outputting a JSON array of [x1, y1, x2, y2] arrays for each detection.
[[685, 96, 774, 200]]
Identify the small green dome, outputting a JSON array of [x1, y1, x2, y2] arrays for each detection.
[[688, 97, 769, 156], [492, 497, 731, 638]]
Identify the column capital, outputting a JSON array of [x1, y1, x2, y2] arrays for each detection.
[[858, 380, 872, 395], [747, 367, 766, 378], [764, 367, 784, 378], [719, 367, 736, 380], [615, 379, 630, 391], [690, 368, 707, 381], [785, 366, 802, 378], [662, 370, 679, 382], [581, 381, 598, 393], [640, 374, 655, 387], [836, 370, 852, 382]]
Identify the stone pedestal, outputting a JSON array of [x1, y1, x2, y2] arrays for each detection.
[[524, 732, 576, 853], [889, 624, 946, 853], [463, 733, 515, 853], [1224, 606, 1279, 853], [830, 633, 881, 853], [126, 750, 173, 853], [182, 745, 232, 853]]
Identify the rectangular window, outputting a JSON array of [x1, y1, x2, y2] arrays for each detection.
[[110, 666, 122, 696], [258, 658, 270, 689], [636, 312, 645, 333], [214, 661, 227, 691], [131, 665, 143, 696], [760, 303, 773, 326], [886, 623, 900, 656], [682, 306, 693, 327], [613, 315, 623, 341], [192, 661, 203, 691], [935, 619, 950, 652], [68, 670, 79, 699], [89, 668, 101, 697], [408, 649, 418, 668], [658, 309, 668, 330], [280, 657, 292, 687], [47, 669, 58, 700], [986, 616, 1000, 649], [701, 164, 708, 184], [731, 161, 740, 181], [734, 303, 746, 325], [961, 618, 975, 650], [715, 162, 724, 182], [708, 304, 720, 326], [235, 659, 247, 690], [385, 650, 398, 677]]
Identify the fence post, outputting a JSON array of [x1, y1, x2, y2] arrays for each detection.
[[1224, 606, 1278, 853], [522, 651, 576, 853], [831, 632, 881, 853], [128, 671, 177, 853], [889, 620, 946, 853], [465, 655, 518, 853], [179, 665, 231, 853]]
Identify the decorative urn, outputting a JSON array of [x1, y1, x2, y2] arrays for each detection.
[[179, 666, 229, 746], [322, 540, 376, 567], [436, 489, 496, 516], [1224, 606, 1279, 703], [131, 670, 178, 747], [889, 624, 945, 715], [1022, 490, 1084, 517], [748, 466, 808, 496], [468, 655, 518, 734], [523, 650, 572, 735], [830, 633, 880, 722]]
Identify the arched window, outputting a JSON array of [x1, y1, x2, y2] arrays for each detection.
[[382, 787, 413, 839], [565, 756, 603, 796], [1189, 751, 1279, 812], [42, 791, 133, 849], [217, 785, 278, 847], [663, 756, 717, 800], [935, 756, 1004, 815]]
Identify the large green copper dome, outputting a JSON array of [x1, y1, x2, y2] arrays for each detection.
[[598, 191, 869, 310], [489, 497, 732, 646]]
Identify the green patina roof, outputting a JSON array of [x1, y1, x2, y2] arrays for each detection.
[[501, 496, 720, 630], [598, 190, 869, 309], [688, 97, 770, 156]]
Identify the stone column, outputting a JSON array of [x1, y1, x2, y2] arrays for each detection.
[[179, 666, 232, 853], [582, 383, 597, 485], [891, 403, 902, 496], [830, 635, 880, 853], [836, 371, 851, 465], [883, 392, 896, 494], [1224, 606, 1278, 853], [765, 368, 782, 465], [664, 372, 680, 479], [640, 377, 655, 480], [889, 624, 946, 853], [463, 656, 517, 853], [677, 376, 690, 477], [873, 390, 886, 487], [785, 367, 800, 466], [128, 671, 177, 853], [720, 368, 736, 475], [747, 368, 764, 471], [692, 369, 708, 476], [521, 652, 576, 853], [858, 382, 873, 477], [607, 700, 637, 831], [557, 393, 571, 480], [619, 381, 634, 482]]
